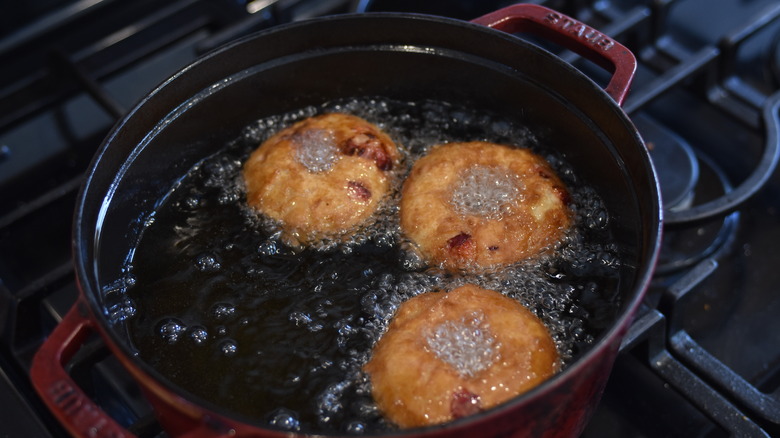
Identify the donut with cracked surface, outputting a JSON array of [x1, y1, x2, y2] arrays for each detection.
[[363, 284, 560, 428], [399, 141, 572, 272], [243, 113, 400, 246]]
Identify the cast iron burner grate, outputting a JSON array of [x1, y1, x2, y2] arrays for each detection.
[[1, 0, 780, 437]]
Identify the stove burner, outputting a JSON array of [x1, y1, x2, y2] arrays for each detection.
[[662, 94, 780, 225], [634, 113, 745, 275], [655, 152, 739, 275], [636, 114, 699, 212]]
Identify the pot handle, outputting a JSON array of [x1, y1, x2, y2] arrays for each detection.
[[31, 302, 138, 438], [472, 3, 636, 106]]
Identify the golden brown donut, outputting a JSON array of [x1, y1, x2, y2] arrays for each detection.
[[243, 113, 400, 245], [399, 141, 572, 271], [363, 284, 559, 428]]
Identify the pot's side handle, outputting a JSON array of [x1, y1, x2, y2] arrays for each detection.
[[31, 303, 137, 438], [472, 3, 636, 106]]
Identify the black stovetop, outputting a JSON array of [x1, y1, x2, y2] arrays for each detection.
[[1, 0, 779, 437]]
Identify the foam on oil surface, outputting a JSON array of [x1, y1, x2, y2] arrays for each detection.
[[118, 97, 622, 435], [293, 128, 340, 173], [450, 165, 522, 220], [425, 310, 497, 378]]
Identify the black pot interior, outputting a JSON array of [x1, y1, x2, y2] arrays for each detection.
[[75, 11, 660, 430]]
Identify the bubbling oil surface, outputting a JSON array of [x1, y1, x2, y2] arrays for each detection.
[[122, 97, 622, 434], [425, 310, 497, 378], [294, 128, 340, 173], [450, 165, 522, 220]]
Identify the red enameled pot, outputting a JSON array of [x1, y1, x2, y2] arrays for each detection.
[[31, 4, 662, 437]]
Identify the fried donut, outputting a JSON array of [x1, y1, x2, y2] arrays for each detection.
[[363, 284, 559, 428], [399, 141, 572, 271], [243, 113, 400, 245]]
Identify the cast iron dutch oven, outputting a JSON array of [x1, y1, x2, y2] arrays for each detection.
[[31, 4, 662, 437]]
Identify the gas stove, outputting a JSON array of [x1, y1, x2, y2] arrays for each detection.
[[1, 0, 778, 436]]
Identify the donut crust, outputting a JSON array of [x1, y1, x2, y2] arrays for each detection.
[[399, 141, 572, 271], [363, 284, 559, 428], [243, 113, 399, 245]]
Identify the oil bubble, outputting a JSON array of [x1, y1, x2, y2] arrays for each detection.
[[316, 381, 350, 422], [345, 421, 366, 434], [211, 303, 236, 321], [184, 195, 200, 209], [268, 408, 300, 431], [220, 340, 238, 356], [217, 190, 240, 205], [289, 311, 313, 326], [107, 297, 136, 323], [159, 319, 186, 344], [195, 254, 221, 272], [189, 326, 208, 345], [258, 239, 280, 256], [398, 243, 426, 271], [289, 311, 324, 332]]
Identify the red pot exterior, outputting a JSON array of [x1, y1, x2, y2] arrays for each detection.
[[32, 4, 661, 438]]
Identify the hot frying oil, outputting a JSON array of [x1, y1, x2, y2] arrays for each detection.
[[123, 97, 622, 434]]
